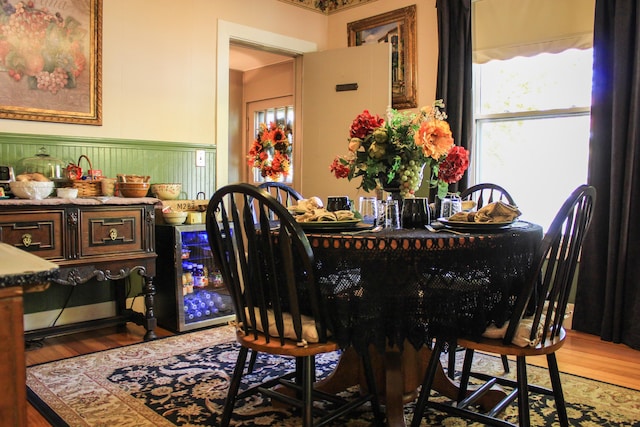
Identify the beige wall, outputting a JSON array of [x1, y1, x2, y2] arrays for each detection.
[[327, 0, 439, 110], [1, 0, 440, 192], [0, 0, 327, 144], [243, 61, 295, 103]]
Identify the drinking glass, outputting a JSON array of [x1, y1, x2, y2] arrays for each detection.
[[440, 194, 462, 219], [377, 200, 387, 226], [401, 197, 431, 229], [358, 196, 378, 225], [385, 200, 401, 229]]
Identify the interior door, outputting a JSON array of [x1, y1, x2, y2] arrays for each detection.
[[301, 43, 391, 203]]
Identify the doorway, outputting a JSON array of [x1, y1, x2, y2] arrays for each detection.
[[229, 43, 295, 186], [216, 20, 317, 189]]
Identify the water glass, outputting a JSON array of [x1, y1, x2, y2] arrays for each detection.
[[377, 200, 387, 226], [385, 200, 401, 229], [401, 197, 431, 229], [440, 194, 462, 219], [359, 196, 378, 225]]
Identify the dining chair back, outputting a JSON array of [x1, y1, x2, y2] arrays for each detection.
[[460, 183, 516, 208], [206, 183, 384, 427], [412, 184, 596, 427], [258, 181, 303, 206], [448, 182, 516, 378]]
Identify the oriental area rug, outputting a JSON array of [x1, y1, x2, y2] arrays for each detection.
[[27, 325, 640, 426]]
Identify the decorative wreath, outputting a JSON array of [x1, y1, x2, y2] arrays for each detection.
[[247, 122, 292, 179]]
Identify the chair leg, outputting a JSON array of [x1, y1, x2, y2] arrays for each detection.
[[516, 356, 530, 427], [411, 340, 445, 427], [301, 355, 314, 427], [247, 349, 258, 373], [501, 355, 510, 373], [448, 346, 457, 379], [547, 353, 569, 427], [457, 348, 475, 403], [220, 346, 249, 427]]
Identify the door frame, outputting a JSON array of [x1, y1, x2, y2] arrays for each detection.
[[216, 20, 317, 189]]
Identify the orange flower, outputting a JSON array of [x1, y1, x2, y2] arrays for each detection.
[[414, 120, 454, 160]]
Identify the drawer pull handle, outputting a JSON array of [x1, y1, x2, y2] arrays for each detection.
[[22, 233, 33, 247], [109, 228, 118, 240]]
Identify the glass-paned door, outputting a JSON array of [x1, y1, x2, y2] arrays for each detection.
[[247, 96, 294, 185]]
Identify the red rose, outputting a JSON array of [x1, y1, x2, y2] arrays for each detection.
[[438, 146, 470, 184], [330, 156, 350, 179], [350, 110, 384, 139]]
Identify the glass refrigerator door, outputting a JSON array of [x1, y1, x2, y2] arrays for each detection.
[[179, 228, 233, 328]]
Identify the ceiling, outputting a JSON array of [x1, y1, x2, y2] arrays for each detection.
[[229, 44, 293, 72]]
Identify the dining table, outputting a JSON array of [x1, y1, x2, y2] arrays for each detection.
[[301, 220, 543, 427]]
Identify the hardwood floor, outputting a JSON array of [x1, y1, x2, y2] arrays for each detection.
[[24, 325, 640, 426]]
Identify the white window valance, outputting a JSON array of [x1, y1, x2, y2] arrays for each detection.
[[472, 0, 595, 64]]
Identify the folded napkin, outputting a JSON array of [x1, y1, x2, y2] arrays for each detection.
[[474, 201, 521, 223], [295, 208, 355, 223]]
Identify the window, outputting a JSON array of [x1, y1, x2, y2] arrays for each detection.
[[247, 97, 294, 184], [473, 49, 593, 229]]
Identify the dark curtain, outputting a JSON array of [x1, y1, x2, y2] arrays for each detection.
[[573, 0, 640, 350], [435, 0, 472, 193]]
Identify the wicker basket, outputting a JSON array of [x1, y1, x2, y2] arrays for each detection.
[[72, 155, 102, 197]]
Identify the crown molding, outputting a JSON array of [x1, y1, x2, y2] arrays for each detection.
[[277, 0, 377, 15]]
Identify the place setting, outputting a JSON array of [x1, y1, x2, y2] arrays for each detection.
[[288, 195, 371, 232], [430, 193, 524, 233], [287, 194, 397, 233]]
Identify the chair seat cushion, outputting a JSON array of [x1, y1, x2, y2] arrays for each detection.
[[482, 316, 543, 347], [245, 308, 321, 343]]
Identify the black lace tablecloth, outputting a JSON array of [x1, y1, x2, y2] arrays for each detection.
[[306, 221, 543, 354]]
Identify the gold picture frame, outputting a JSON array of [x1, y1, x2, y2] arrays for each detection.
[[0, 0, 102, 125], [348, 5, 416, 110]]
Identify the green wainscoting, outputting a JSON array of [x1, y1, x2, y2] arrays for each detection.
[[0, 132, 217, 318], [0, 132, 217, 200]]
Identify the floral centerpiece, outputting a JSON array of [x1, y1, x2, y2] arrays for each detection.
[[247, 122, 292, 180], [0, 1, 88, 94], [329, 100, 470, 199]]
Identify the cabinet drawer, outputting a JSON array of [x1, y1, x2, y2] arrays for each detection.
[[0, 210, 65, 260], [81, 208, 145, 257]]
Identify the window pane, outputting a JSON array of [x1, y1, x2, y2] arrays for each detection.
[[478, 49, 593, 114], [476, 115, 590, 229]]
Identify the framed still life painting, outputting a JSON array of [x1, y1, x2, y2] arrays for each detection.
[[0, 0, 102, 125], [348, 5, 417, 110]]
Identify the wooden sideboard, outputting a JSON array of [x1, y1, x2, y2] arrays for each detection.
[[0, 197, 159, 341]]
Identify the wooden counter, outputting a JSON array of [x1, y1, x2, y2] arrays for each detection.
[[0, 197, 159, 341], [0, 243, 58, 427]]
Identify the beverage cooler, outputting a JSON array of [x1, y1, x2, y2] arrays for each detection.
[[154, 224, 234, 332]]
